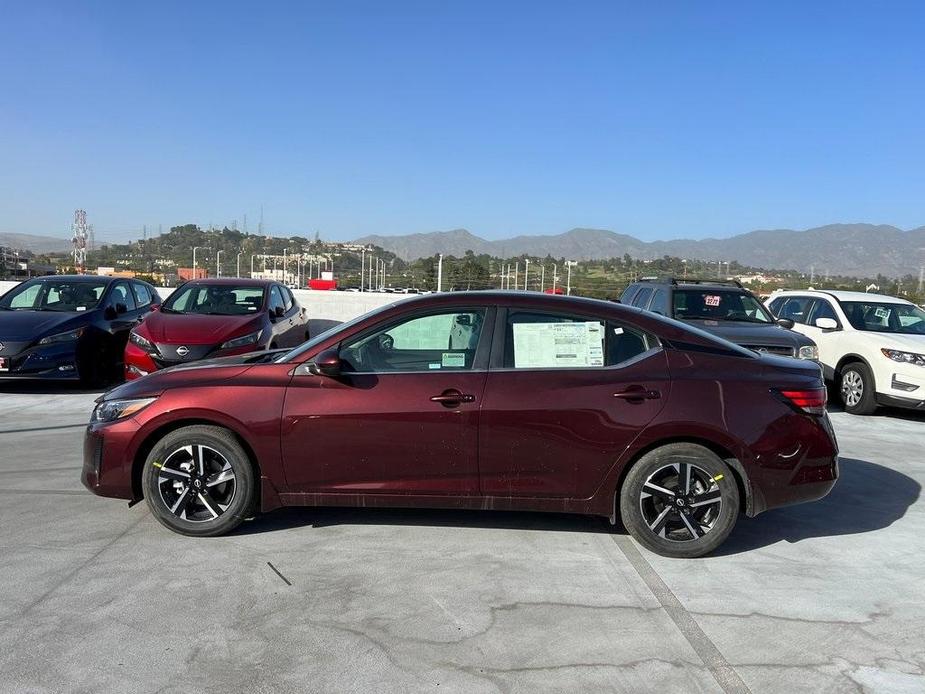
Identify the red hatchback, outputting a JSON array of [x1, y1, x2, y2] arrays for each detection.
[[124, 279, 308, 379], [84, 292, 838, 558]]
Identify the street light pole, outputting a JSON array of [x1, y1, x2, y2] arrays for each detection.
[[283, 249, 288, 285], [437, 254, 443, 292], [541, 265, 545, 292], [552, 263, 558, 293], [236, 251, 242, 278], [250, 254, 255, 278], [360, 248, 365, 292], [216, 250, 223, 278], [192, 247, 204, 278], [566, 260, 576, 295], [524, 258, 530, 291]]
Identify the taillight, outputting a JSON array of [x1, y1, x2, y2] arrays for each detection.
[[774, 387, 827, 415]]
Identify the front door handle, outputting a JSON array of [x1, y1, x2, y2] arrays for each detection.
[[430, 389, 476, 407], [613, 387, 661, 401]]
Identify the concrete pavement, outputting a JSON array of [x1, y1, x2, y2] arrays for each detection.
[[0, 384, 922, 693]]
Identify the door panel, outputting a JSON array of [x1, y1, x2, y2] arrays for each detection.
[[280, 372, 486, 494], [479, 352, 670, 498]]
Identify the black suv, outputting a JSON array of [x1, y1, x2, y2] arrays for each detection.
[[620, 278, 819, 360]]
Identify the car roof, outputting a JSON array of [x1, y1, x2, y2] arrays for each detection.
[[179, 278, 274, 287], [772, 289, 911, 305], [31, 274, 113, 282]]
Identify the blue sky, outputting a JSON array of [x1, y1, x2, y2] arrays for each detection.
[[1, 1, 923, 243]]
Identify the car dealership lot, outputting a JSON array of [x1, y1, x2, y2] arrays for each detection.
[[0, 387, 922, 693]]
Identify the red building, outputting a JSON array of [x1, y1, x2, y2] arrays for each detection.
[[178, 267, 209, 281]]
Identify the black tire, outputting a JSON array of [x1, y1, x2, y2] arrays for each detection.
[[839, 362, 878, 415], [619, 443, 740, 558], [142, 425, 256, 537]]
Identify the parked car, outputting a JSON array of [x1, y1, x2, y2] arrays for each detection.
[[84, 291, 838, 558], [766, 289, 925, 414], [124, 279, 308, 380], [620, 278, 819, 360], [0, 275, 160, 385]]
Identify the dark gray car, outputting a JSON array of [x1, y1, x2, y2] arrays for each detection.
[[620, 278, 818, 360]]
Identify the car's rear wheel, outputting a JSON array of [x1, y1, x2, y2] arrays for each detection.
[[840, 362, 877, 415], [142, 425, 256, 536], [619, 443, 740, 558]]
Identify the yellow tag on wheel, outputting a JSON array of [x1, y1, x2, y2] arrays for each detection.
[[712, 474, 724, 481]]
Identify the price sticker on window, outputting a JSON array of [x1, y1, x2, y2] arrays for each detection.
[[704, 295, 721, 307]]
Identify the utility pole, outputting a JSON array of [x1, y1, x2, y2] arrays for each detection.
[[566, 260, 576, 295], [192, 246, 204, 277], [437, 254, 443, 292], [216, 250, 223, 278]]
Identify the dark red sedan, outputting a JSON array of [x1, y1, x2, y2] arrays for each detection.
[[84, 291, 838, 558], [124, 279, 308, 379]]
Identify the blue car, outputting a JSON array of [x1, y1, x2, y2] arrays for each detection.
[[0, 275, 161, 386]]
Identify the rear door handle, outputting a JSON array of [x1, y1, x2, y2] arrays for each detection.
[[613, 387, 661, 401], [430, 389, 476, 407]]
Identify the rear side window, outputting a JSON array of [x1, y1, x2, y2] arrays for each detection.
[[504, 310, 654, 369], [631, 287, 653, 309], [111, 282, 137, 311], [282, 287, 294, 312], [620, 285, 639, 304], [133, 282, 152, 307], [649, 289, 669, 316]]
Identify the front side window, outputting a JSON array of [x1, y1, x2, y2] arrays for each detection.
[[504, 311, 654, 369], [269, 285, 286, 314], [649, 289, 669, 316], [340, 310, 487, 373], [808, 299, 839, 325], [841, 301, 925, 334], [774, 296, 814, 324], [0, 280, 106, 312], [133, 282, 152, 307]]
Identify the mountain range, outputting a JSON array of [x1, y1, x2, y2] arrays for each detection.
[[0, 232, 72, 255], [355, 224, 925, 278]]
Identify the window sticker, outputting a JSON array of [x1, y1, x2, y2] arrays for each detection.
[[428, 363, 442, 370], [441, 352, 466, 368], [704, 295, 721, 307], [873, 307, 890, 320], [513, 321, 605, 368]]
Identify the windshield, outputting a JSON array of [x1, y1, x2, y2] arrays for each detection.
[[163, 284, 266, 316], [0, 279, 108, 312], [673, 289, 774, 323], [841, 301, 925, 335]]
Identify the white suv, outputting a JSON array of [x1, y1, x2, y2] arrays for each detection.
[[766, 290, 925, 415]]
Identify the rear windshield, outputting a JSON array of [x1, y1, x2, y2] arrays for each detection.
[[163, 285, 266, 316]]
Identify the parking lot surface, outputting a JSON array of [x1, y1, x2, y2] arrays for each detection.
[[0, 385, 922, 693]]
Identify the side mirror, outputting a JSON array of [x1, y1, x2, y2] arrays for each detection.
[[307, 349, 341, 377], [776, 318, 795, 329], [104, 306, 117, 320], [116, 302, 128, 315], [815, 317, 839, 331], [150, 303, 161, 312], [271, 306, 285, 319]]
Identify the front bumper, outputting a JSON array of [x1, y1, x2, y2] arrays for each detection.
[[81, 421, 139, 500], [877, 365, 925, 409], [0, 342, 81, 380]]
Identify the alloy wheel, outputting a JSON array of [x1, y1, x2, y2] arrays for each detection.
[[639, 462, 723, 542], [155, 444, 237, 522], [841, 370, 863, 408]]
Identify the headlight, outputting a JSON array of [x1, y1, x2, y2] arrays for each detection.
[[129, 330, 156, 351], [91, 397, 157, 423], [220, 330, 262, 350], [38, 327, 85, 345], [881, 348, 925, 367], [798, 345, 819, 360]]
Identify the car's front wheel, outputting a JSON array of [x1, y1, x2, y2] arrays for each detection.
[[839, 362, 878, 415], [142, 425, 256, 536], [619, 443, 740, 558]]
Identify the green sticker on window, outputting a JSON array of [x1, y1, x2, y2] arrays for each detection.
[[442, 352, 465, 367]]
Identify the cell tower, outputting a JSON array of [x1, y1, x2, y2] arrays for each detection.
[[71, 209, 92, 272]]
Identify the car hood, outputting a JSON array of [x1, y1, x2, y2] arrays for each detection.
[[683, 319, 814, 347], [143, 311, 262, 344], [103, 349, 288, 400], [852, 330, 925, 352], [0, 309, 93, 341]]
